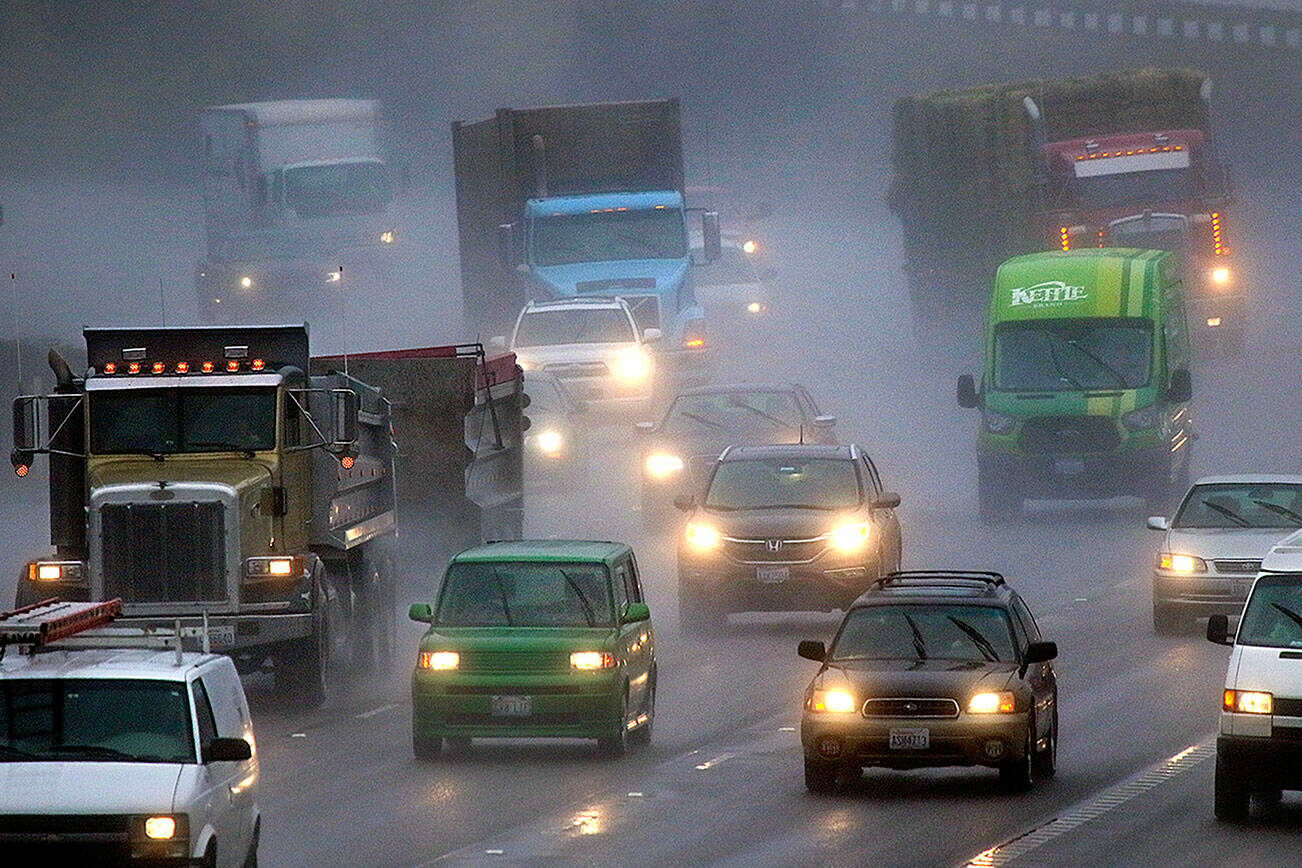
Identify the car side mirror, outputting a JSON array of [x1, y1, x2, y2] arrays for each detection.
[[634, 421, 655, 434], [623, 601, 651, 623], [957, 374, 979, 409], [203, 737, 252, 763], [1165, 368, 1192, 404], [812, 415, 836, 429], [408, 603, 433, 623], [1146, 516, 1170, 531], [1206, 614, 1233, 645], [797, 640, 826, 662], [488, 335, 506, 350], [1024, 640, 1057, 664], [673, 493, 696, 512], [643, 328, 663, 343], [872, 492, 901, 510]]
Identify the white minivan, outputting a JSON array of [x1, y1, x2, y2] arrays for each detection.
[[0, 645, 261, 866], [1206, 527, 1302, 820]]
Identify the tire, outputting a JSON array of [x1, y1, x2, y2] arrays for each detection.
[[413, 733, 444, 762], [1214, 750, 1250, 821], [201, 841, 217, 868], [630, 674, 656, 748], [274, 627, 327, 709], [598, 691, 632, 758], [804, 758, 840, 794], [678, 581, 723, 633], [1152, 603, 1184, 635], [242, 821, 260, 868], [1032, 706, 1057, 780], [978, 464, 1018, 525], [999, 722, 1036, 791], [352, 558, 397, 673]]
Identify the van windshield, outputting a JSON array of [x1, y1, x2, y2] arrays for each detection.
[[993, 318, 1152, 391], [435, 561, 614, 627], [1237, 575, 1302, 649], [0, 679, 195, 764]]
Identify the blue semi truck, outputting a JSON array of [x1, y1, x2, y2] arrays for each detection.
[[452, 99, 720, 387]]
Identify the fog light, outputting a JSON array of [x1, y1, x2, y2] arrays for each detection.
[[817, 736, 843, 759], [984, 739, 1006, 760]]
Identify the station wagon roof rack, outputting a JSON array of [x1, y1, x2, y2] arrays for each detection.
[[872, 570, 1007, 590], [0, 598, 221, 665]]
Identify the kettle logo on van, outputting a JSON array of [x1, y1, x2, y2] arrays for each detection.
[[1009, 281, 1089, 307]]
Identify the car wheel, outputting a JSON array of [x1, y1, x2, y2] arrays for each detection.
[[1032, 706, 1057, 779], [202, 841, 217, 868], [413, 733, 443, 762], [274, 626, 327, 709], [804, 758, 841, 794], [999, 721, 1036, 791], [242, 821, 260, 868], [1152, 603, 1183, 635], [1214, 750, 1250, 821], [978, 465, 1018, 525], [678, 583, 722, 633], [630, 674, 655, 748], [598, 691, 631, 758]]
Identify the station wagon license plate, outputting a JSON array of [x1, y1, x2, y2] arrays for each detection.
[[490, 695, 532, 717], [889, 727, 930, 750], [1053, 458, 1085, 476], [756, 565, 789, 584]]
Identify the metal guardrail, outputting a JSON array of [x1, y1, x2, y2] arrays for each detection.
[[818, 0, 1301, 51]]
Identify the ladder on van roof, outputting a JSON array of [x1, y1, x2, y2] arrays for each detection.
[[0, 598, 123, 648]]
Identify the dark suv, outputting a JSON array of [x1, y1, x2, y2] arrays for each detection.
[[675, 444, 901, 630], [797, 571, 1058, 793]]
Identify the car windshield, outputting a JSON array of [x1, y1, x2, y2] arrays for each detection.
[[90, 387, 277, 455], [993, 318, 1153, 391], [832, 605, 1017, 662], [1173, 483, 1302, 529], [435, 561, 614, 627], [1071, 167, 1195, 210], [532, 208, 687, 266], [1236, 575, 1302, 649], [705, 457, 859, 511], [283, 160, 392, 217], [664, 392, 801, 433], [514, 308, 635, 347], [0, 679, 195, 763]]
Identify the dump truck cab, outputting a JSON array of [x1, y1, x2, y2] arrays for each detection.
[[958, 249, 1194, 521]]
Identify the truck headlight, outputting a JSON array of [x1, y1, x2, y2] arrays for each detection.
[[982, 411, 1015, 435], [132, 814, 188, 859], [1224, 690, 1272, 714], [380, 230, 396, 244], [1158, 553, 1206, 573], [612, 347, 651, 383], [1121, 405, 1158, 431], [245, 556, 301, 581], [644, 452, 684, 478], [968, 691, 1016, 714], [809, 689, 856, 713], [827, 521, 871, 552], [27, 560, 86, 583], [684, 522, 721, 551]]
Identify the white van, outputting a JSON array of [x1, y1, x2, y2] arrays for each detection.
[[1206, 527, 1302, 820], [0, 604, 260, 866]]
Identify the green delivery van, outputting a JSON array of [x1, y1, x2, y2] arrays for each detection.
[[957, 249, 1194, 521]]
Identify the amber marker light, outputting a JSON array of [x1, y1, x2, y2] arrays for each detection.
[[226, 360, 240, 372], [340, 455, 355, 470]]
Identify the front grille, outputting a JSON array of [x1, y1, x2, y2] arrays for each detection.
[[1213, 560, 1262, 574], [1271, 725, 1302, 740], [444, 684, 584, 695], [722, 536, 826, 563], [0, 814, 130, 839], [862, 698, 960, 719], [456, 650, 570, 673], [101, 501, 226, 603], [1273, 697, 1302, 717], [1018, 415, 1120, 455], [447, 712, 590, 727], [544, 361, 610, 379]]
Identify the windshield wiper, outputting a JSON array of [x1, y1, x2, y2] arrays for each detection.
[[187, 441, 257, 458], [725, 398, 791, 428], [678, 411, 726, 430], [1270, 602, 1302, 633], [1055, 334, 1130, 389], [558, 569, 597, 627], [490, 567, 514, 627], [45, 744, 137, 760], [1202, 499, 1251, 527], [746, 503, 839, 511], [902, 613, 928, 661], [946, 615, 1000, 662], [1252, 500, 1302, 527], [1045, 339, 1086, 390]]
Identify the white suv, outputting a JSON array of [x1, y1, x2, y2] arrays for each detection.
[[1206, 527, 1302, 820], [502, 297, 658, 409], [0, 645, 261, 866]]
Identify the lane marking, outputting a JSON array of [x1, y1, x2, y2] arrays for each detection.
[[355, 702, 399, 720], [694, 752, 735, 770], [960, 737, 1216, 867]]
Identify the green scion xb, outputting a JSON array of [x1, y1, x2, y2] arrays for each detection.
[[409, 540, 656, 757]]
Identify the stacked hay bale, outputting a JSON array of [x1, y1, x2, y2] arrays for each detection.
[[888, 68, 1209, 277]]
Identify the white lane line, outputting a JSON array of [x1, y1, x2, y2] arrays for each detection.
[[354, 702, 399, 720], [960, 737, 1216, 867]]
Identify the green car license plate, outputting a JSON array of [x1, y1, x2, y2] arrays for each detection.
[[490, 695, 532, 717]]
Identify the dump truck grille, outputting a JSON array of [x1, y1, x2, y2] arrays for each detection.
[[101, 501, 227, 603]]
